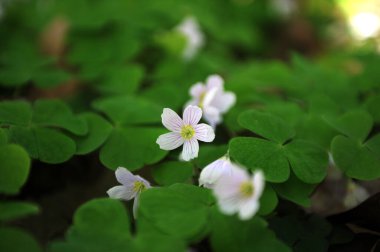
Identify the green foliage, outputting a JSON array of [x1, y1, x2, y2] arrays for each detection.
[[210, 210, 290, 252], [50, 198, 186, 252], [152, 161, 193, 186], [0, 227, 42, 252], [0, 202, 39, 222], [0, 144, 31, 194]]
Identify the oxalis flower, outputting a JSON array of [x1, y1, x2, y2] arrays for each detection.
[[213, 167, 265, 220], [176, 16, 204, 61], [156, 105, 215, 161], [187, 74, 236, 128], [107, 167, 151, 218], [199, 156, 236, 189]]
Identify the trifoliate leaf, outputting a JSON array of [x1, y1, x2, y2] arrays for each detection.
[[229, 137, 290, 183], [72, 113, 113, 155], [0, 100, 32, 126], [138, 184, 212, 241], [331, 135, 380, 180], [152, 161, 193, 186], [258, 185, 278, 216], [238, 110, 295, 144], [100, 127, 167, 170], [210, 211, 291, 252]]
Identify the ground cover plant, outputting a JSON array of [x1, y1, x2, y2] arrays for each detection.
[[1, 0, 380, 251]]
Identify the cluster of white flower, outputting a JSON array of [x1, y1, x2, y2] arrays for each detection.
[[108, 19, 265, 221]]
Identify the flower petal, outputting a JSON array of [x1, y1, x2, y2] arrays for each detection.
[[190, 82, 206, 98], [115, 167, 137, 186], [181, 138, 199, 161], [162, 108, 183, 132], [156, 132, 184, 150], [203, 106, 222, 128], [210, 91, 236, 113], [136, 175, 151, 188], [107, 185, 136, 200], [206, 74, 224, 90], [238, 200, 259, 220], [133, 194, 140, 219], [252, 170, 265, 199], [195, 123, 215, 142], [183, 105, 202, 126], [199, 157, 232, 188]]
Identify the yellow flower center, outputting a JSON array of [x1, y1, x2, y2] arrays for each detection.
[[181, 125, 195, 140], [240, 181, 254, 197], [133, 181, 146, 193]]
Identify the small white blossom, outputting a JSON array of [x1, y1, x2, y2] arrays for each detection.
[[156, 105, 215, 161], [214, 167, 265, 220], [187, 74, 236, 128], [343, 180, 369, 209], [199, 156, 236, 189], [107, 167, 151, 218], [176, 16, 204, 61]]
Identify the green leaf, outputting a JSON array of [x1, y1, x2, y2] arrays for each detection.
[[152, 161, 193, 186], [331, 135, 380, 180], [230, 137, 290, 183], [258, 185, 278, 216], [32, 99, 88, 135], [365, 95, 380, 123], [100, 127, 167, 170], [272, 173, 316, 207], [138, 184, 212, 240], [210, 211, 291, 252], [0, 227, 42, 252], [238, 110, 295, 144], [0, 144, 31, 194], [0, 128, 7, 145], [325, 110, 373, 142], [9, 126, 76, 164], [0, 100, 32, 126], [284, 140, 328, 184], [195, 145, 228, 168], [95, 65, 144, 95], [0, 201, 39, 222], [33, 68, 71, 88], [93, 96, 162, 125], [72, 113, 113, 155]]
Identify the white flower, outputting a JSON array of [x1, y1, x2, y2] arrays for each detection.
[[214, 167, 265, 220], [343, 180, 369, 209], [107, 167, 151, 218], [176, 16, 204, 61], [187, 74, 236, 128], [199, 156, 236, 189], [156, 105, 215, 161]]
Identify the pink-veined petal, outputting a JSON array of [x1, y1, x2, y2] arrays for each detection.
[[195, 123, 215, 142], [135, 175, 151, 189], [162, 108, 183, 132], [190, 82, 206, 98], [181, 138, 199, 161], [156, 132, 184, 150], [183, 105, 202, 126], [202, 87, 219, 108], [115, 167, 137, 186], [199, 157, 233, 188], [206, 74, 224, 90], [107, 185, 136, 200]]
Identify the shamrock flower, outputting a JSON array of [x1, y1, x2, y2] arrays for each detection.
[[213, 167, 265, 220], [156, 105, 215, 161], [187, 74, 236, 128], [176, 16, 204, 61], [343, 180, 369, 209], [107, 167, 151, 218], [199, 156, 236, 189]]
